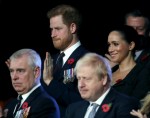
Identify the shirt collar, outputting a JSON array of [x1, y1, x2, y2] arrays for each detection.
[[62, 41, 81, 64], [21, 83, 41, 104], [89, 88, 110, 106]]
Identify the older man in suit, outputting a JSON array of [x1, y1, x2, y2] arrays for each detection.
[[3, 49, 60, 118], [65, 53, 139, 118]]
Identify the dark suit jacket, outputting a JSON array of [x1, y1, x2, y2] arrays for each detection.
[[65, 88, 140, 118], [4, 86, 60, 118], [135, 48, 150, 66], [41, 45, 89, 117]]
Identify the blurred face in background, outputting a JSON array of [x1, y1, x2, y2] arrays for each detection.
[[126, 16, 148, 36]]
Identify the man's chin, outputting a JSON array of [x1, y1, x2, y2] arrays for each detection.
[[14, 88, 23, 94]]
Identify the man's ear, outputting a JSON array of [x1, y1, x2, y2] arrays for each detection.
[[34, 66, 40, 77], [102, 76, 108, 86], [70, 23, 76, 34]]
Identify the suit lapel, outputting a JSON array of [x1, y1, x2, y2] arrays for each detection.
[[95, 88, 115, 118], [136, 49, 150, 63], [53, 45, 88, 81], [77, 101, 89, 118], [63, 45, 87, 69], [20, 86, 42, 109]]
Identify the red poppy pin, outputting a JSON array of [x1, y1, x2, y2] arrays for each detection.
[[102, 103, 112, 112], [141, 53, 150, 61], [115, 79, 122, 84], [67, 58, 75, 64], [22, 102, 28, 109]]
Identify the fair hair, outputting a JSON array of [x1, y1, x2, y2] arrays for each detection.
[[74, 52, 112, 81], [10, 48, 42, 79], [140, 92, 150, 115]]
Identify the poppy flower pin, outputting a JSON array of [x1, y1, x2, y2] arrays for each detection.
[[22, 102, 31, 118], [22, 102, 28, 109], [115, 79, 122, 84], [101, 103, 112, 112], [141, 53, 150, 61], [67, 58, 75, 65]]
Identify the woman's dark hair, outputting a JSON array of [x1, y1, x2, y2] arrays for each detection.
[[109, 25, 139, 56]]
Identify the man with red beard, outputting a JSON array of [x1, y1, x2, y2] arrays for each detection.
[[41, 4, 89, 118]]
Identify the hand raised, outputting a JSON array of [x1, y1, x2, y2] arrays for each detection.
[[43, 52, 53, 85], [5, 59, 10, 68]]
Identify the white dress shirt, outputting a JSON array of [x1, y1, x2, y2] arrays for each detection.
[[84, 88, 110, 118]]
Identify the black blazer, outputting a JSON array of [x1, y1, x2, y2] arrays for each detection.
[[4, 86, 60, 118], [65, 88, 139, 118], [41, 45, 89, 117], [112, 63, 150, 100], [135, 48, 150, 65]]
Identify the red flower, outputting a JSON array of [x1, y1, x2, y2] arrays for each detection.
[[141, 53, 150, 61], [102, 103, 112, 112], [67, 58, 75, 64], [115, 79, 122, 84], [22, 102, 28, 109]]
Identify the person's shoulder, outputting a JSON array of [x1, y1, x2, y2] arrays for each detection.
[[75, 45, 89, 54], [4, 97, 16, 109], [68, 100, 87, 107], [30, 86, 55, 102], [33, 88, 59, 109], [137, 48, 150, 64], [111, 88, 139, 102], [70, 45, 89, 60]]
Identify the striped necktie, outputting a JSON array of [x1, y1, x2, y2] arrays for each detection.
[[88, 103, 99, 118]]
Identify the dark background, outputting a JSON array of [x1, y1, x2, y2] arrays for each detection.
[[0, 0, 149, 100]]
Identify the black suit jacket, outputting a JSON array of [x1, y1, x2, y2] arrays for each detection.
[[65, 88, 139, 118], [41, 45, 89, 117], [135, 48, 150, 67], [5, 86, 60, 118], [112, 63, 150, 100]]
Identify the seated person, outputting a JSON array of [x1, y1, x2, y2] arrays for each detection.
[[107, 25, 150, 100], [130, 92, 150, 118], [2, 48, 60, 118], [106, 9, 150, 69], [65, 52, 139, 118]]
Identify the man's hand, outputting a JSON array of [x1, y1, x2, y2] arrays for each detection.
[[5, 59, 10, 68], [43, 52, 53, 85]]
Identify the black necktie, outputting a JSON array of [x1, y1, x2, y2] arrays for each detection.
[[55, 52, 65, 71], [53, 52, 65, 78], [13, 95, 22, 117]]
